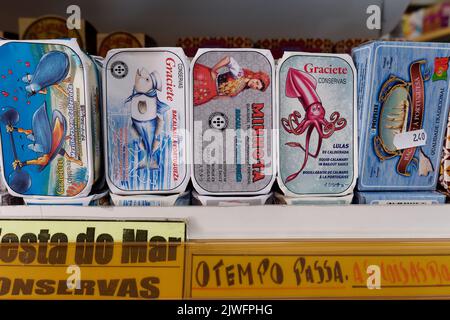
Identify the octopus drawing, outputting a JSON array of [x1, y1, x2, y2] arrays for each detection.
[[281, 68, 347, 183]]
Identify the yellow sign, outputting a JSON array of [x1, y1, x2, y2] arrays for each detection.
[[0, 220, 185, 299], [185, 241, 450, 298]]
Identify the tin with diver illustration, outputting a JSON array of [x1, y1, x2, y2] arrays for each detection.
[[0, 39, 95, 198], [191, 49, 276, 195], [353, 41, 450, 191], [103, 48, 189, 194], [277, 52, 357, 197]]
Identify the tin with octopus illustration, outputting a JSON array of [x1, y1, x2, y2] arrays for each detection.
[[353, 41, 450, 191], [277, 52, 357, 196], [0, 39, 95, 198], [191, 49, 276, 195]]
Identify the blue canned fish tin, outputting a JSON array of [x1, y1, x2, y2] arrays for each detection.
[[191, 49, 276, 195], [0, 39, 97, 198], [353, 41, 450, 191], [277, 52, 357, 196], [103, 48, 189, 194]]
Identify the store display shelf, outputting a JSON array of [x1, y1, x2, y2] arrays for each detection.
[[408, 28, 450, 42], [1, 204, 450, 240]]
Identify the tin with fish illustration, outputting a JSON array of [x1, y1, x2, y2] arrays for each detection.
[[0, 39, 96, 198], [191, 49, 276, 195], [353, 41, 450, 191], [277, 52, 357, 197], [103, 48, 189, 194]]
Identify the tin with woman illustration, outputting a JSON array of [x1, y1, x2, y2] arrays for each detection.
[[191, 49, 276, 195], [0, 39, 96, 198], [277, 52, 357, 197]]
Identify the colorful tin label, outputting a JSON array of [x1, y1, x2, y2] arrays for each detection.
[[0, 40, 93, 197], [355, 191, 446, 204], [104, 48, 188, 194], [354, 41, 450, 190], [277, 52, 357, 196], [191, 49, 275, 195]]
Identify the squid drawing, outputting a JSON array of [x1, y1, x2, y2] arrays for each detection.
[[281, 68, 347, 183]]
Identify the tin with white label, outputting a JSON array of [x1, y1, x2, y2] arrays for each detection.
[[277, 52, 357, 197], [103, 48, 189, 194], [191, 49, 276, 195]]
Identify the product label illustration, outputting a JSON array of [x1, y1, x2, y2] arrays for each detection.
[[192, 49, 274, 194], [356, 42, 450, 190], [0, 42, 90, 197], [374, 60, 433, 177], [278, 54, 355, 195], [104, 50, 187, 193]]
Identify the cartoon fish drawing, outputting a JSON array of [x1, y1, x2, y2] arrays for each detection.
[[125, 68, 169, 169], [22, 51, 70, 96]]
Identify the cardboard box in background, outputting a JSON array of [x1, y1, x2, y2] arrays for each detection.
[[0, 31, 18, 39], [19, 15, 97, 53], [97, 32, 157, 57]]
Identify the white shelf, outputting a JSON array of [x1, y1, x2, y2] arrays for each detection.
[[1, 204, 449, 240]]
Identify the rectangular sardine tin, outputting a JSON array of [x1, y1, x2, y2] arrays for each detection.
[[0, 39, 95, 198], [103, 48, 189, 194], [277, 52, 357, 196], [353, 41, 450, 191], [191, 49, 276, 195], [355, 191, 446, 204]]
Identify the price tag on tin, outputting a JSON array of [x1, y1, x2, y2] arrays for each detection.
[[393, 129, 427, 150]]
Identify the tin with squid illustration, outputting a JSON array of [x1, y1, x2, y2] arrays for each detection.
[[277, 52, 357, 196], [353, 41, 450, 191]]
